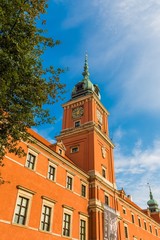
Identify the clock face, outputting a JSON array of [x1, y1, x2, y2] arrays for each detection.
[[72, 107, 84, 119], [97, 109, 102, 124]]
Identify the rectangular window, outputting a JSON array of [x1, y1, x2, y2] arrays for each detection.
[[67, 176, 73, 190], [124, 225, 128, 238], [13, 187, 35, 227], [75, 121, 80, 127], [138, 217, 141, 227], [123, 208, 126, 214], [63, 213, 71, 237], [48, 165, 55, 181], [71, 146, 79, 153], [26, 152, 36, 170], [81, 184, 86, 197], [41, 205, 52, 231], [131, 214, 134, 223], [150, 225, 152, 233], [155, 228, 158, 236], [14, 196, 29, 225], [59, 149, 62, 155], [144, 221, 147, 230], [105, 195, 109, 205], [80, 219, 86, 240], [102, 168, 106, 178]]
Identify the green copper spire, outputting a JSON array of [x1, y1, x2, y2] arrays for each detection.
[[147, 183, 159, 212], [82, 53, 90, 80], [71, 53, 101, 99], [148, 183, 153, 200]]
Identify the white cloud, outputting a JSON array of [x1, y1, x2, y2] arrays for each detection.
[[61, 0, 160, 113], [115, 138, 160, 172], [113, 126, 126, 141], [114, 137, 160, 208]]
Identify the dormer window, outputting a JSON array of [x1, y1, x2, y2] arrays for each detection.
[[59, 149, 62, 155]]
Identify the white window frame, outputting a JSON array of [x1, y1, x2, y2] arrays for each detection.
[[13, 187, 34, 226], [40, 197, 55, 232], [155, 227, 158, 236], [62, 206, 73, 238], [149, 224, 152, 233], [47, 162, 57, 182], [79, 214, 88, 240], [66, 173, 74, 191], [138, 217, 141, 227], [81, 183, 87, 198], [144, 220, 147, 230], [25, 149, 38, 171], [124, 224, 129, 239]]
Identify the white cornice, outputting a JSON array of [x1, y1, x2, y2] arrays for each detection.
[[58, 122, 114, 148], [28, 136, 89, 179], [62, 93, 110, 115]]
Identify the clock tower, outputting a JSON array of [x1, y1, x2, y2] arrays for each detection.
[[56, 55, 117, 239], [57, 54, 116, 186]]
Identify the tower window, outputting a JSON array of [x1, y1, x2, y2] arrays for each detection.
[[71, 146, 79, 153], [102, 168, 106, 178], [75, 121, 80, 127], [105, 195, 109, 205]]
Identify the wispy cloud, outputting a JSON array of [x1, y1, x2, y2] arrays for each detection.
[[114, 137, 160, 207], [59, 0, 160, 114]]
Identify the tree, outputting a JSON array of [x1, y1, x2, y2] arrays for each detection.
[[0, 0, 65, 163]]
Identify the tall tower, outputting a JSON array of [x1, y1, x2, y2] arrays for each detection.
[[57, 54, 116, 186], [56, 55, 117, 239]]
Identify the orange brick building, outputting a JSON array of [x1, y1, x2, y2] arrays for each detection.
[[0, 55, 160, 240]]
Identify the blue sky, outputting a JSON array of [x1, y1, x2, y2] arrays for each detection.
[[35, 0, 160, 209]]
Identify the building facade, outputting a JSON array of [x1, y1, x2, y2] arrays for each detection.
[[0, 55, 160, 239]]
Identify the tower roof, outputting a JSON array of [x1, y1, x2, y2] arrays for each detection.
[[147, 183, 159, 212], [71, 54, 101, 100]]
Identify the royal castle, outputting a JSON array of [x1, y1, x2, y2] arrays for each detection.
[[0, 55, 160, 239]]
